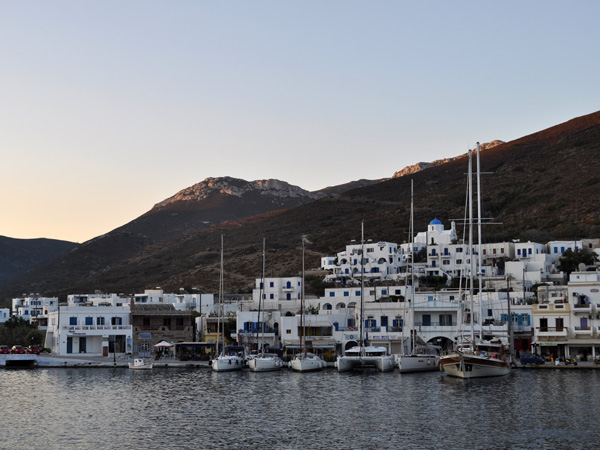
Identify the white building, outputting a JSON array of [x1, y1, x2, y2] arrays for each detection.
[[515, 241, 546, 260], [45, 304, 132, 357], [133, 289, 214, 312], [547, 240, 583, 264], [321, 241, 404, 283], [12, 296, 59, 323], [0, 308, 9, 324], [532, 271, 600, 361]]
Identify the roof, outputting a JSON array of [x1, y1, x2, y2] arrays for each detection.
[[430, 219, 442, 225]]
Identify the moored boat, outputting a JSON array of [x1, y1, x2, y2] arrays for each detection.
[[129, 358, 153, 370]]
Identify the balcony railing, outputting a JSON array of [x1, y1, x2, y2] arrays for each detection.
[[536, 326, 568, 339]]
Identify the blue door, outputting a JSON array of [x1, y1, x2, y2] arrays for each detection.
[[67, 337, 73, 354]]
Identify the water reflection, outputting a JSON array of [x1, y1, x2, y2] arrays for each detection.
[[1, 368, 599, 449]]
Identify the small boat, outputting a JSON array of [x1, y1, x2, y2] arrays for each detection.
[[248, 353, 283, 372], [290, 352, 327, 372], [129, 358, 153, 370], [438, 338, 510, 378]]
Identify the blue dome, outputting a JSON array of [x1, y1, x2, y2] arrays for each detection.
[[430, 219, 442, 225]]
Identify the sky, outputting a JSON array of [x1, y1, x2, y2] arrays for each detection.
[[1, 1, 599, 243]]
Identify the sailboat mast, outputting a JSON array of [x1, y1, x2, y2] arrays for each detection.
[[256, 238, 265, 354], [219, 234, 224, 357], [476, 142, 484, 341], [468, 150, 475, 348], [360, 221, 365, 357], [410, 179, 415, 355], [301, 235, 306, 357]]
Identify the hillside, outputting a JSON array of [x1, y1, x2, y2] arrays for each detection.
[[2, 110, 600, 302], [0, 236, 77, 286]]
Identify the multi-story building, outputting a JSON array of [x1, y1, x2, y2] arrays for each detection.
[[321, 241, 404, 284], [532, 271, 600, 361], [130, 303, 195, 357], [12, 296, 58, 328], [0, 308, 9, 324], [45, 303, 132, 357]]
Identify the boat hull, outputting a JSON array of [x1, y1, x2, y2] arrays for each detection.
[[336, 355, 396, 372], [439, 353, 511, 378], [289, 355, 326, 372], [397, 354, 439, 373], [128, 359, 153, 370], [248, 356, 282, 372], [211, 356, 244, 372]]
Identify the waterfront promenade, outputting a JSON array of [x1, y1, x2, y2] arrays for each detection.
[[2, 353, 600, 370]]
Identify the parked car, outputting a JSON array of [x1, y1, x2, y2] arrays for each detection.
[[27, 345, 41, 355], [520, 353, 545, 365], [0, 345, 10, 354], [11, 345, 27, 354]]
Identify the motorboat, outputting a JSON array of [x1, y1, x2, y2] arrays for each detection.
[[128, 358, 153, 370]]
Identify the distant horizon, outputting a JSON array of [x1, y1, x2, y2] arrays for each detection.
[[2, 2, 599, 243]]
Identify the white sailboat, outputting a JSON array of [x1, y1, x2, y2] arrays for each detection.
[[398, 179, 440, 373], [248, 239, 283, 372], [212, 235, 244, 372], [336, 223, 396, 373], [438, 143, 511, 378], [289, 235, 326, 372]]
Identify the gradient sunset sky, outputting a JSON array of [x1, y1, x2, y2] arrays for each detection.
[[2, 1, 599, 243]]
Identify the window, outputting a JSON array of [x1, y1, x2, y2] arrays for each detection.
[[269, 282, 274, 288], [439, 314, 452, 326], [85, 317, 93, 326], [97, 317, 105, 325], [286, 329, 292, 334], [422, 315, 431, 326], [517, 249, 521, 256], [456, 247, 463, 253], [344, 291, 349, 297], [329, 292, 335, 297], [112, 317, 123, 326], [270, 294, 274, 299], [163, 318, 171, 328], [69, 317, 77, 326]]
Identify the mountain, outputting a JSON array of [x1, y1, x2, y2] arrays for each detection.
[[111, 177, 326, 242], [2, 110, 600, 302], [0, 236, 77, 286]]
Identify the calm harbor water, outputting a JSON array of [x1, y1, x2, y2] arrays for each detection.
[[2, 367, 599, 450]]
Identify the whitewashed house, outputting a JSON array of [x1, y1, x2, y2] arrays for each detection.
[[45, 303, 132, 357], [0, 308, 9, 324], [12, 296, 59, 325]]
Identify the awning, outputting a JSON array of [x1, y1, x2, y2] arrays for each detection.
[[153, 341, 174, 348]]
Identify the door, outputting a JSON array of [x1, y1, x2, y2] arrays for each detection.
[[67, 337, 73, 354], [79, 337, 87, 353], [581, 318, 588, 329]]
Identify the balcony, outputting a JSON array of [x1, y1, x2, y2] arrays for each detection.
[[573, 326, 593, 337], [573, 303, 593, 314], [536, 326, 568, 340]]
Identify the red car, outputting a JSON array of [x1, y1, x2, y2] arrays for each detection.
[[11, 345, 27, 354], [0, 345, 10, 354], [27, 345, 41, 355]]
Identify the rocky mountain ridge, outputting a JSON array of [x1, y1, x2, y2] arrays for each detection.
[[392, 140, 505, 178], [154, 177, 325, 210]]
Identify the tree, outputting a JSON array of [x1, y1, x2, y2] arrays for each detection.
[[557, 248, 598, 275]]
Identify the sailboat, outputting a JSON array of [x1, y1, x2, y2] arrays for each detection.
[[398, 179, 440, 373], [211, 235, 245, 372], [289, 235, 327, 372], [336, 223, 396, 372], [248, 239, 283, 372], [438, 143, 511, 378]]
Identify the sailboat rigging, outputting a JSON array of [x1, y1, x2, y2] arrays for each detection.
[[438, 143, 511, 378], [289, 235, 326, 372], [248, 238, 283, 372], [336, 222, 396, 372], [211, 235, 244, 372], [397, 179, 440, 373]]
